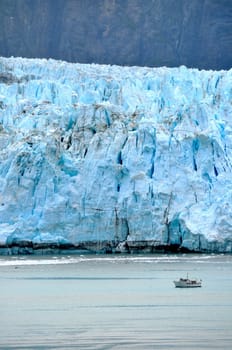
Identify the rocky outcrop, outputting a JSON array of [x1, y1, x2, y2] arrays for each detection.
[[0, 0, 232, 70]]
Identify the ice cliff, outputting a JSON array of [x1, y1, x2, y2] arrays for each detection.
[[0, 57, 232, 254]]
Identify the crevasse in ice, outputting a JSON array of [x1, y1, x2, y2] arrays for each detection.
[[0, 57, 232, 253]]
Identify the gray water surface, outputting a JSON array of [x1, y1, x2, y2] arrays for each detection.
[[0, 254, 231, 349]]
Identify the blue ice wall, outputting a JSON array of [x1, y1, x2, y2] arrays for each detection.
[[0, 57, 232, 252]]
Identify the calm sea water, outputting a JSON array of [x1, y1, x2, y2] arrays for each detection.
[[0, 254, 232, 349]]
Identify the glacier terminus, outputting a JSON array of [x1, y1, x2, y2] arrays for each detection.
[[0, 57, 232, 254]]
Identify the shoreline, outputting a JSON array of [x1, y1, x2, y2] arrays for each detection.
[[1, 239, 232, 255]]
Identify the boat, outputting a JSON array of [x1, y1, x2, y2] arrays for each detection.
[[173, 274, 202, 288]]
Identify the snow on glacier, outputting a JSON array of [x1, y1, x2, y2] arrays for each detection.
[[0, 56, 232, 253]]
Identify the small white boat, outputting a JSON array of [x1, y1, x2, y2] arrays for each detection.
[[174, 274, 202, 288]]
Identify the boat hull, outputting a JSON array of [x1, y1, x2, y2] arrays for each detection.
[[174, 280, 202, 288]]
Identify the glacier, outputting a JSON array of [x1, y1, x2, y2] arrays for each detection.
[[0, 56, 232, 254]]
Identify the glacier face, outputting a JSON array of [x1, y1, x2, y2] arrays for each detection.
[[0, 57, 232, 254]]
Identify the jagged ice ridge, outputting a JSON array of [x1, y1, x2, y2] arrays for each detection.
[[0, 57, 232, 254]]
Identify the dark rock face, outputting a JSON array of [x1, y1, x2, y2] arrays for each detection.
[[0, 0, 231, 70]]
